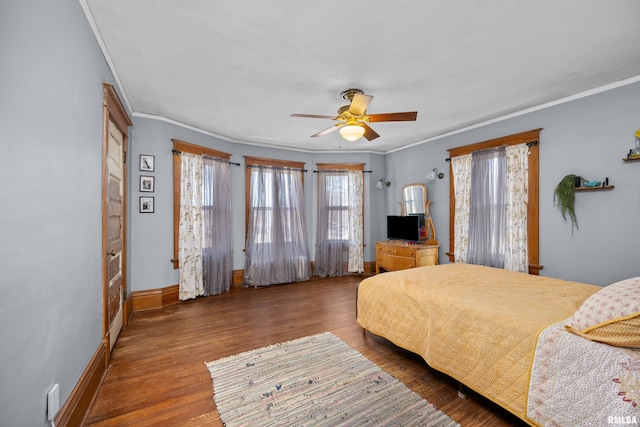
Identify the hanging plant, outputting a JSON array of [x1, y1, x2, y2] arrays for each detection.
[[554, 174, 581, 232]]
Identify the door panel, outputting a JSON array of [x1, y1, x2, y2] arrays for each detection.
[[102, 83, 131, 356], [106, 118, 125, 351]]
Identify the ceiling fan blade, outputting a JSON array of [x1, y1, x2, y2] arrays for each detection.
[[291, 114, 339, 120], [361, 123, 380, 141], [311, 124, 344, 137], [348, 93, 373, 116], [367, 112, 418, 122]]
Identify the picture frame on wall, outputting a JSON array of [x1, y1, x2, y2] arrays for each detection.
[[139, 196, 154, 213], [140, 175, 155, 192], [140, 154, 155, 171]]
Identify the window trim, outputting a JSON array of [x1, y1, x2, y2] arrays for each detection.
[[447, 129, 542, 274], [172, 139, 231, 269]]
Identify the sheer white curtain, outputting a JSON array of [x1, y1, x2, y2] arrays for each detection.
[[244, 166, 311, 287], [202, 156, 232, 295], [504, 144, 529, 272], [315, 171, 348, 277], [467, 147, 507, 268], [451, 154, 472, 263], [347, 170, 364, 273], [179, 153, 204, 300], [314, 170, 363, 276], [451, 144, 529, 272]]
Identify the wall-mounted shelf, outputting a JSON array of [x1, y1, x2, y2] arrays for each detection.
[[575, 185, 614, 192], [622, 156, 640, 162]]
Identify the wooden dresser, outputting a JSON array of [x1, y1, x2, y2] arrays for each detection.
[[375, 240, 439, 274]]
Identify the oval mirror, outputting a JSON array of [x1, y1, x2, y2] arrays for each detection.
[[402, 183, 427, 215]]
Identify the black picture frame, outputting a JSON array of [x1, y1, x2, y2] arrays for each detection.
[[140, 154, 155, 172], [139, 196, 154, 213], [140, 175, 155, 192]]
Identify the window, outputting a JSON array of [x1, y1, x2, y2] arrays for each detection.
[[323, 173, 349, 241], [315, 163, 365, 276], [447, 129, 541, 274], [244, 156, 306, 244], [171, 139, 231, 269], [467, 146, 507, 268], [243, 156, 311, 287]]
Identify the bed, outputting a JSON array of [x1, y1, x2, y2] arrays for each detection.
[[356, 263, 640, 426]]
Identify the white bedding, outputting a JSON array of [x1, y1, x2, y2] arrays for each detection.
[[527, 320, 640, 426]]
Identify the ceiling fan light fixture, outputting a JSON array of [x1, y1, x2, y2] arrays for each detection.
[[291, 89, 416, 142], [339, 124, 365, 141]]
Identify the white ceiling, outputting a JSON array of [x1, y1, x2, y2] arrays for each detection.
[[82, 0, 640, 153]]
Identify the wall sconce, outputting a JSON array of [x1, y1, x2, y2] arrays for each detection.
[[427, 168, 444, 181], [376, 178, 391, 189]]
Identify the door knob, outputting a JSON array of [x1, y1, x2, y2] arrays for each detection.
[[109, 250, 116, 256]]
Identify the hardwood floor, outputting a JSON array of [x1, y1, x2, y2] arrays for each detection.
[[85, 275, 527, 426]]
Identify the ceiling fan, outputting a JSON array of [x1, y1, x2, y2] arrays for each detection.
[[291, 88, 417, 142]]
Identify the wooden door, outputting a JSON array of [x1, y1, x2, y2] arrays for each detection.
[[102, 83, 131, 353], [105, 118, 125, 350]]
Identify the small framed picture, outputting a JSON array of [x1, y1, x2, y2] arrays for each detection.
[[140, 154, 155, 172], [139, 196, 154, 213], [140, 175, 155, 192]]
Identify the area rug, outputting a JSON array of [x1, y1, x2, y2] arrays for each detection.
[[205, 332, 460, 426]]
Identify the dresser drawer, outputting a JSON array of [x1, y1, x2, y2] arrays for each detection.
[[386, 256, 416, 270], [376, 243, 416, 257], [376, 253, 416, 271], [390, 246, 416, 257], [417, 246, 439, 266], [376, 240, 438, 274]]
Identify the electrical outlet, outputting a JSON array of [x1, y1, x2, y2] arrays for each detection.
[[47, 383, 60, 421]]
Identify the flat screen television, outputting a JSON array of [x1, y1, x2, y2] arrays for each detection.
[[386, 215, 420, 242]]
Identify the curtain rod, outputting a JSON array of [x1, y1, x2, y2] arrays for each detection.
[[246, 164, 307, 172], [445, 140, 538, 161], [171, 149, 241, 166], [313, 170, 372, 173]]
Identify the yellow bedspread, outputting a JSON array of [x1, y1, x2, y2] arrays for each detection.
[[356, 263, 600, 422]]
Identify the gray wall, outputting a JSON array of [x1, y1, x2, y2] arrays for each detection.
[[0, 0, 122, 425], [385, 82, 640, 286], [128, 117, 385, 291]]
